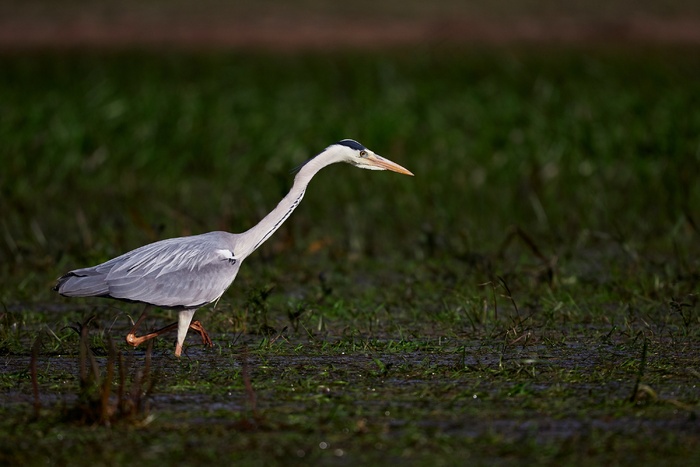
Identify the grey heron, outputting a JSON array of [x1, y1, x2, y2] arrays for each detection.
[[54, 139, 413, 356]]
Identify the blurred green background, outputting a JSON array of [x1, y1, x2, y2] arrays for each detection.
[[2, 50, 698, 308]]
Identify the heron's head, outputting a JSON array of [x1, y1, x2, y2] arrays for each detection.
[[332, 139, 414, 176]]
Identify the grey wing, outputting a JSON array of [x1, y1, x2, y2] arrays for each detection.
[[55, 233, 243, 309]]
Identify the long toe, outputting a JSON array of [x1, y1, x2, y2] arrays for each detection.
[[189, 320, 213, 347]]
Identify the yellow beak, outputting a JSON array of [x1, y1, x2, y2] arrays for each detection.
[[367, 154, 414, 176]]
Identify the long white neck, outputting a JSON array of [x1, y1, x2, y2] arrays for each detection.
[[237, 149, 344, 259]]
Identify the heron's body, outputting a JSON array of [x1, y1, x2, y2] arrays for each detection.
[[55, 139, 412, 356], [57, 231, 243, 309]]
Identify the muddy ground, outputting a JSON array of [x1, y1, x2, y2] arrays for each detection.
[[2, 0, 700, 49]]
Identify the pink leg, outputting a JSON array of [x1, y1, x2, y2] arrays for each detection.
[[126, 306, 213, 356]]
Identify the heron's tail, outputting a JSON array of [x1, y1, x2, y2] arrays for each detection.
[[54, 270, 109, 297]]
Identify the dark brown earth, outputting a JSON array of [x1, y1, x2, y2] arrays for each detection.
[[2, 1, 700, 49]]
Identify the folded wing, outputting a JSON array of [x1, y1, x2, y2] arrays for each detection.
[[54, 232, 241, 309]]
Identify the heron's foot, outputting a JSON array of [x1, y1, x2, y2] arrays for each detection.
[[126, 308, 176, 348], [126, 320, 212, 349], [124, 308, 212, 353], [126, 322, 177, 348], [189, 320, 213, 347]]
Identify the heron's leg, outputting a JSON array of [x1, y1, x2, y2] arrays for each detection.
[[175, 309, 197, 357], [126, 306, 212, 356], [125, 305, 178, 347]]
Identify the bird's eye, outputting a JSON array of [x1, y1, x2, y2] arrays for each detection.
[[359, 150, 368, 157]]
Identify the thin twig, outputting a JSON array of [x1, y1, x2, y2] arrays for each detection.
[[31, 335, 42, 419], [629, 335, 649, 403], [498, 276, 523, 327], [100, 338, 116, 426], [240, 346, 258, 419]]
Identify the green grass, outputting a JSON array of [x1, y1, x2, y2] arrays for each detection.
[[1, 48, 699, 465]]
